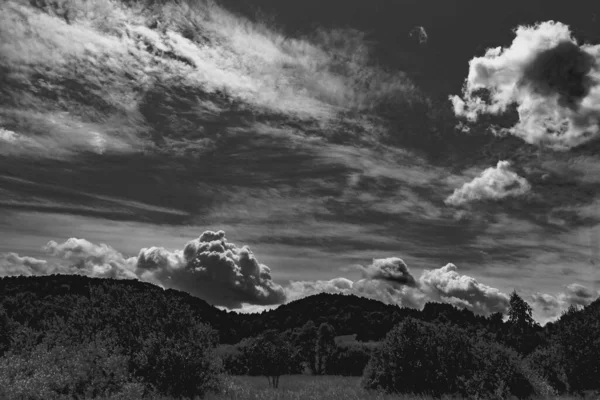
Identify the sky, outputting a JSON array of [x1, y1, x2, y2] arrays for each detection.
[[1, 0, 600, 324]]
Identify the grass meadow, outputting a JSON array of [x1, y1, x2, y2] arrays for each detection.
[[205, 375, 598, 400]]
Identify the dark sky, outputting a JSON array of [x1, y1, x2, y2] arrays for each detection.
[[1, 0, 599, 322]]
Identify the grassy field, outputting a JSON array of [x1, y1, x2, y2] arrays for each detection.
[[206, 375, 418, 400], [206, 375, 599, 400]]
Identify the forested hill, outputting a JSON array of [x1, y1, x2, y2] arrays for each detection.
[[3, 274, 597, 347], [0, 275, 504, 344], [2, 274, 600, 396], [0, 274, 486, 344]]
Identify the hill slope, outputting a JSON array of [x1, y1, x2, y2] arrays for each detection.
[[0, 274, 529, 344]]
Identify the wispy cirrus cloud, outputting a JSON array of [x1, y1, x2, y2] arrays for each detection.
[[0, 0, 424, 161], [0, 175, 190, 221], [3, 0, 600, 327]]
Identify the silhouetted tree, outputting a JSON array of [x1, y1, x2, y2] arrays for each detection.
[[508, 291, 535, 332], [294, 320, 317, 374], [241, 330, 295, 388], [489, 311, 504, 326], [506, 290, 541, 354]]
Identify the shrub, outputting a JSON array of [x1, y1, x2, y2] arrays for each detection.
[[326, 343, 373, 376], [0, 338, 143, 400], [361, 318, 546, 399], [548, 308, 600, 394], [217, 344, 248, 375], [238, 330, 297, 388], [132, 321, 223, 398], [465, 340, 553, 399], [525, 344, 569, 393]]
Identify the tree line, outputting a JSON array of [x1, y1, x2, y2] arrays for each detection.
[[0, 275, 599, 399]]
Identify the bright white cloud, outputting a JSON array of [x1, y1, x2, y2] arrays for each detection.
[[122, 230, 287, 307], [286, 277, 355, 300], [287, 259, 509, 316], [532, 283, 600, 322], [559, 283, 598, 307], [44, 238, 138, 279], [0, 0, 422, 160], [445, 161, 531, 206], [285, 276, 425, 309], [419, 263, 510, 315], [0, 253, 48, 276], [450, 21, 600, 149], [531, 292, 562, 317], [0, 242, 515, 316], [1, 231, 286, 309]]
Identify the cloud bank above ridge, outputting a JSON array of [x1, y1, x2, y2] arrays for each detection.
[[1, 229, 597, 321]]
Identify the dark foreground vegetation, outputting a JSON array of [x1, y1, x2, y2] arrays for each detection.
[[1, 275, 599, 399]]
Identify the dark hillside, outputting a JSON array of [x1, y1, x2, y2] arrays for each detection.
[[2, 275, 600, 396], [0, 274, 537, 344]]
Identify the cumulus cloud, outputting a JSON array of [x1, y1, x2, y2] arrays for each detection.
[[533, 283, 600, 321], [531, 292, 562, 317], [115, 230, 287, 307], [286, 277, 355, 300], [353, 278, 426, 309], [560, 283, 598, 306], [1, 239, 138, 279], [419, 263, 510, 315], [285, 275, 425, 309], [285, 258, 422, 306], [1, 231, 286, 309], [0, 253, 48, 276], [287, 259, 508, 316], [450, 21, 600, 149], [445, 161, 531, 206], [0, 238, 511, 316], [360, 257, 417, 286], [44, 238, 138, 279], [170, 230, 286, 307]]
